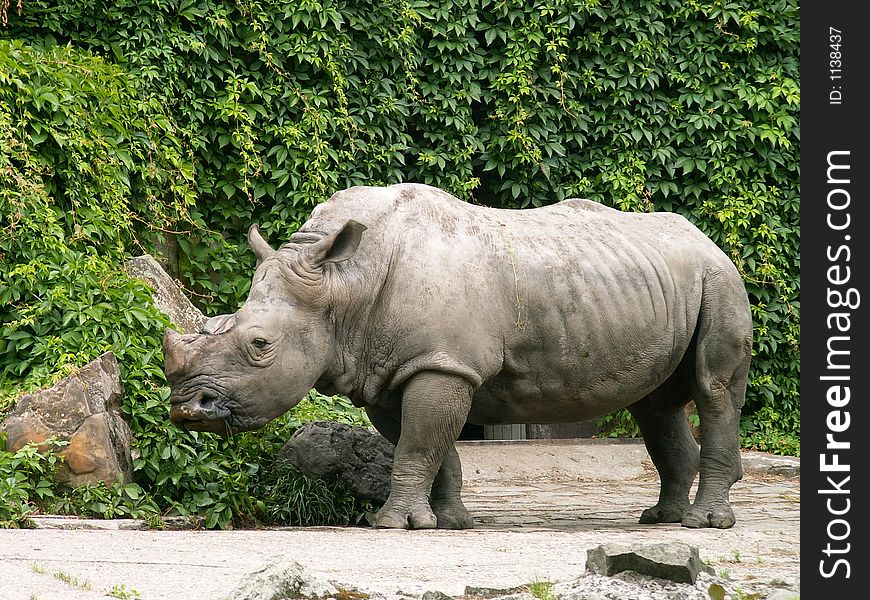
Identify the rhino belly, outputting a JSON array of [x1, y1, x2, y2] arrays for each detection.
[[467, 362, 670, 425], [466, 301, 694, 425]]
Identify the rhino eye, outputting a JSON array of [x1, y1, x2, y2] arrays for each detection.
[[251, 338, 269, 349]]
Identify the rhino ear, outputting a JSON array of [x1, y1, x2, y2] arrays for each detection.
[[201, 314, 236, 335], [306, 220, 367, 267], [248, 224, 276, 264]]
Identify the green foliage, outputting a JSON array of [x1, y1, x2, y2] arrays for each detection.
[[106, 584, 142, 600], [111, 380, 370, 529], [0, 436, 64, 527], [255, 462, 372, 526], [0, 436, 161, 527], [526, 580, 556, 600], [47, 481, 162, 522], [0, 39, 195, 396], [250, 392, 375, 526], [2, 0, 798, 531], [596, 409, 640, 439]]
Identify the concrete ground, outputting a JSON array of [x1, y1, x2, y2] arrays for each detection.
[[0, 440, 800, 600]]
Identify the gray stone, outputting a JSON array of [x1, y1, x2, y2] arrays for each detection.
[[126, 254, 207, 334], [421, 591, 454, 600], [279, 421, 394, 503], [585, 542, 714, 584], [29, 516, 147, 530], [463, 586, 528, 599], [0, 352, 132, 487], [555, 571, 738, 600], [221, 558, 339, 600], [741, 452, 800, 478]]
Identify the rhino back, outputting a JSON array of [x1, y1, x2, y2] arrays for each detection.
[[304, 184, 743, 419]]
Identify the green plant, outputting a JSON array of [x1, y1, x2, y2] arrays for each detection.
[[0, 436, 65, 527], [596, 409, 640, 439], [255, 461, 373, 526], [47, 482, 161, 521], [52, 570, 93, 591], [107, 583, 142, 599], [526, 579, 555, 600], [707, 583, 726, 600], [721, 549, 742, 563], [0, 39, 195, 400], [128, 390, 371, 529], [229, 392, 374, 527]]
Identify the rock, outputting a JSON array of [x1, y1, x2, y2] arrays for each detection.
[[221, 558, 339, 600], [278, 421, 394, 503], [421, 591, 455, 600], [585, 542, 714, 584], [741, 451, 800, 478], [29, 516, 148, 530], [555, 571, 737, 600], [0, 352, 132, 487], [126, 254, 207, 334], [464, 586, 528, 599]]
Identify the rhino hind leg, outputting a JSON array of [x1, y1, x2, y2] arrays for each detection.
[[681, 281, 753, 529], [681, 371, 748, 529], [628, 369, 699, 525], [365, 373, 474, 530]]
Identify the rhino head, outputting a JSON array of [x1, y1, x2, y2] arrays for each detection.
[[163, 220, 366, 435]]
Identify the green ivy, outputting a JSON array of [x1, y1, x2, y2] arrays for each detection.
[[0, 436, 65, 527]]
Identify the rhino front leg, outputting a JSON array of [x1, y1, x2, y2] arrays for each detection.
[[429, 446, 475, 529], [367, 400, 474, 529], [371, 371, 472, 530]]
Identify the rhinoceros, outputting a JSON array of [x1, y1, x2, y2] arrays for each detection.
[[163, 183, 752, 530]]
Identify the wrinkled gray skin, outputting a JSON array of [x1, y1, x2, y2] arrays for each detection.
[[164, 183, 752, 530]]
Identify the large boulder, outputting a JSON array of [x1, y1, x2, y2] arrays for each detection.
[[0, 352, 132, 487], [278, 421, 394, 503], [221, 558, 340, 600], [585, 542, 715, 584], [126, 254, 207, 334]]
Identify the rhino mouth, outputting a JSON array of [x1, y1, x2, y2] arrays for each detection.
[[169, 381, 237, 436]]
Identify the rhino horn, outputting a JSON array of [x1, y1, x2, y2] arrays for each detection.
[[248, 223, 276, 262], [163, 328, 191, 381]]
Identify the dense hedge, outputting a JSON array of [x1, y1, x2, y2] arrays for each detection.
[[2, 0, 799, 524]]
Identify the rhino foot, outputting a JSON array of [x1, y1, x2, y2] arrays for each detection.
[[374, 502, 437, 529], [638, 502, 689, 524], [432, 498, 475, 530], [681, 504, 736, 529]]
